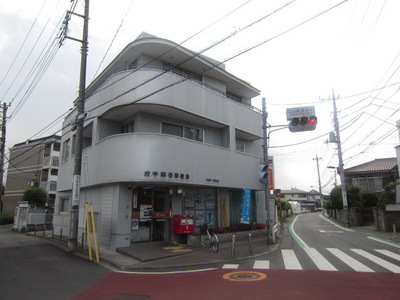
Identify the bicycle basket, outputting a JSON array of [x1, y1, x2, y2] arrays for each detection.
[[199, 224, 207, 234]]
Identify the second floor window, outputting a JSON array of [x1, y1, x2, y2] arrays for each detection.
[[162, 122, 203, 142]]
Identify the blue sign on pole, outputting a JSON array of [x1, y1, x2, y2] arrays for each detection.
[[240, 189, 251, 224]]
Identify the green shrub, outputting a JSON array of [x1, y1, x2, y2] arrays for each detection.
[[0, 214, 14, 225]]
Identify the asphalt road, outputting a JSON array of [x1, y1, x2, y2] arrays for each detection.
[[0, 224, 110, 300], [2, 214, 400, 300]]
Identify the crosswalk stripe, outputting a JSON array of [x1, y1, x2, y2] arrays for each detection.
[[253, 260, 270, 269], [375, 249, 400, 262], [351, 249, 400, 273], [327, 248, 374, 272], [222, 264, 239, 269], [282, 249, 302, 270], [304, 248, 337, 271]]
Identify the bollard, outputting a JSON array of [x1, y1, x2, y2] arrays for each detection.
[[231, 235, 236, 258], [394, 224, 397, 236], [248, 233, 253, 255], [60, 228, 63, 241], [43, 225, 46, 237]]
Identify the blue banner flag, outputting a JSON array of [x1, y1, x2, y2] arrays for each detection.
[[240, 189, 251, 224]]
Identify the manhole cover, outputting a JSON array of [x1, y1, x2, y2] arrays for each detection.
[[223, 271, 267, 282]]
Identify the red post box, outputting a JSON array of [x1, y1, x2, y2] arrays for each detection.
[[173, 215, 195, 234]]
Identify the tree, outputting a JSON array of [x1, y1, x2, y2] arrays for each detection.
[[22, 187, 48, 206], [330, 186, 343, 209], [346, 185, 362, 208], [361, 192, 378, 208], [377, 182, 399, 209]]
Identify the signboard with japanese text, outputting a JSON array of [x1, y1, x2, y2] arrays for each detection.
[[286, 106, 315, 120]]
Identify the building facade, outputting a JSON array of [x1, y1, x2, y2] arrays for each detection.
[[53, 33, 268, 250], [3, 135, 60, 215], [280, 188, 319, 212], [344, 158, 398, 192]]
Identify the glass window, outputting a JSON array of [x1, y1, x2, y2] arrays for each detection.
[[162, 122, 204, 142], [71, 135, 76, 156], [184, 127, 203, 142], [236, 141, 245, 152], [60, 197, 70, 212], [53, 142, 61, 152], [83, 123, 93, 149], [162, 122, 183, 137], [121, 120, 134, 133], [62, 139, 70, 161]]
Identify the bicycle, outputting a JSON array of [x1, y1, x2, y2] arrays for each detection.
[[199, 223, 219, 253]]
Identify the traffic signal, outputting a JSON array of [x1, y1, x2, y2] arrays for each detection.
[[257, 163, 269, 184], [289, 115, 317, 132]]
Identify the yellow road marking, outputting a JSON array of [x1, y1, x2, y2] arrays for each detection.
[[163, 246, 193, 253]]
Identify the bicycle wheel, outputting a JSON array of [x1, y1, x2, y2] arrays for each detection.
[[211, 234, 219, 253], [200, 235, 212, 248]]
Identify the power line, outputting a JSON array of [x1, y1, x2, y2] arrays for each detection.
[[85, 0, 347, 119], [0, 0, 48, 93]]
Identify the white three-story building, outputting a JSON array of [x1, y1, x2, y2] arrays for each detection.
[[53, 33, 269, 250]]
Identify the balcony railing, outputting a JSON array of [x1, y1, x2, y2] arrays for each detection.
[[104, 63, 261, 113], [42, 156, 59, 169], [40, 180, 57, 192]]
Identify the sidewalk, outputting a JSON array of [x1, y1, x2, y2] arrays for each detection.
[[98, 233, 279, 271], [24, 215, 400, 272]]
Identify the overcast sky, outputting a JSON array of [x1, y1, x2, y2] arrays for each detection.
[[0, 0, 399, 194]]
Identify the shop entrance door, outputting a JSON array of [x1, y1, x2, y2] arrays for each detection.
[[131, 187, 170, 243]]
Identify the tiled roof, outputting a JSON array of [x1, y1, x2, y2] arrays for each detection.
[[344, 158, 398, 174], [280, 188, 308, 194]]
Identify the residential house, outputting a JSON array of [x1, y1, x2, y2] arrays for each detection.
[[3, 135, 60, 215], [344, 158, 398, 192], [279, 188, 318, 212], [53, 33, 268, 250]]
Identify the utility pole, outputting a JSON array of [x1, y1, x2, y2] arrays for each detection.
[[67, 0, 90, 252], [262, 98, 272, 245], [0, 103, 7, 213], [332, 91, 348, 209], [313, 154, 324, 215]]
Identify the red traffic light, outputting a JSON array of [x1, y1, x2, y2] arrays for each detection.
[[308, 116, 317, 125]]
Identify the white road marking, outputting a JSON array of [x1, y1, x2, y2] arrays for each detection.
[[304, 248, 337, 271], [222, 264, 239, 269], [375, 249, 400, 262], [327, 248, 374, 272], [282, 249, 302, 270], [253, 260, 270, 269], [351, 249, 400, 273]]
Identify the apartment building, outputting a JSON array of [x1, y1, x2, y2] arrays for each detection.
[[53, 33, 268, 250], [3, 135, 60, 215]]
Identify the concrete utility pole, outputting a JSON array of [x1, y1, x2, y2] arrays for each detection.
[[313, 154, 324, 215], [262, 98, 272, 245], [0, 103, 7, 213], [332, 91, 348, 208], [68, 0, 90, 252]]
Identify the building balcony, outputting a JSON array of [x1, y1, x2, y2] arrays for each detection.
[[40, 180, 57, 193], [42, 156, 59, 169], [58, 133, 264, 191]]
